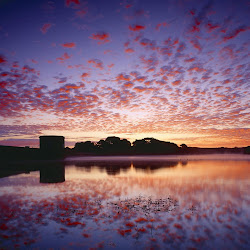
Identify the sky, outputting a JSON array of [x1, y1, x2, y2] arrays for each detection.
[[0, 0, 249, 148]]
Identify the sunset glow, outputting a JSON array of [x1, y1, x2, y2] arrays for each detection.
[[0, 0, 249, 147]]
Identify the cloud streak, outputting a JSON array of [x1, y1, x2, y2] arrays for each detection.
[[40, 23, 52, 34]]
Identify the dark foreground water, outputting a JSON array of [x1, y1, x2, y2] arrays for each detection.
[[0, 154, 249, 249]]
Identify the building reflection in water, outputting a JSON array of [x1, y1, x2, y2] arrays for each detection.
[[40, 163, 65, 183], [0, 162, 65, 183]]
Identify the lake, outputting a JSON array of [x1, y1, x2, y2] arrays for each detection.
[[0, 154, 249, 249]]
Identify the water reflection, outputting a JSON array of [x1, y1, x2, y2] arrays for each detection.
[[74, 160, 178, 175], [40, 163, 65, 183], [0, 158, 180, 180], [75, 161, 131, 175], [0, 162, 65, 184], [0, 155, 249, 249], [180, 160, 188, 166], [133, 160, 178, 170]]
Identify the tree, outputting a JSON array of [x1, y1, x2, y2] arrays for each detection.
[[96, 137, 131, 155], [133, 138, 179, 155], [74, 141, 96, 154], [244, 146, 250, 154], [180, 143, 188, 154]]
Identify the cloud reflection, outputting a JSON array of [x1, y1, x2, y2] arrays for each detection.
[[0, 158, 249, 249]]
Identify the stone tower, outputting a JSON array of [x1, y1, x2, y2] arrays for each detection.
[[39, 135, 65, 159]]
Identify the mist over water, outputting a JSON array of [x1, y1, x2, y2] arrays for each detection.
[[0, 154, 249, 249], [65, 153, 250, 162]]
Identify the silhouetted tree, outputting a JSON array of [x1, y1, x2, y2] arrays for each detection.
[[180, 143, 188, 154], [133, 138, 179, 155], [96, 139, 108, 153], [74, 141, 96, 154], [96, 136, 131, 155], [244, 146, 250, 154]]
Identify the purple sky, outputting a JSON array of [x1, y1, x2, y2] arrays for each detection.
[[0, 0, 249, 148]]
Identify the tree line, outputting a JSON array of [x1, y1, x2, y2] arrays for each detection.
[[70, 136, 250, 155], [72, 137, 183, 155]]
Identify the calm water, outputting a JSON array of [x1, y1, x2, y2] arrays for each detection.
[[0, 154, 249, 249]]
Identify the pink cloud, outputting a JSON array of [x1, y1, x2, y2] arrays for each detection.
[[116, 73, 130, 82], [146, 67, 155, 73], [123, 82, 134, 88], [190, 39, 202, 51], [183, 88, 191, 95], [124, 41, 130, 47], [144, 80, 153, 85], [130, 71, 139, 78], [185, 57, 196, 63], [155, 22, 167, 31], [135, 76, 146, 82], [0, 55, 6, 64], [189, 18, 202, 33], [190, 9, 196, 16], [0, 81, 8, 88], [56, 52, 72, 61], [156, 80, 166, 85], [125, 48, 135, 53], [223, 26, 249, 41], [64, 83, 83, 90], [22, 65, 36, 74], [206, 22, 220, 32], [61, 42, 76, 48], [108, 63, 114, 68], [133, 86, 148, 92], [65, 0, 80, 7], [81, 72, 90, 78], [1, 72, 8, 77], [129, 24, 145, 32], [40, 23, 52, 34], [89, 32, 111, 44], [88, 59, 104, 70], [172, 80, 181, 86], [188, 66, 206, 73]]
